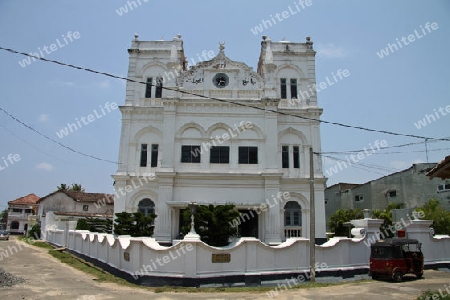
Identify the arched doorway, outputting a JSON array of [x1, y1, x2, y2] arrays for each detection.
[[11, 221, 19, 230]]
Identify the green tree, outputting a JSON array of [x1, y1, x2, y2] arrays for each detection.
[[0, 209, 8, 230], [70, 183, 85, 192], [76, 218, 91, 231], [181, 204, 240, 246], [56, 183, 69, 191], [56, 183, 85, 192], [328, 208, 363, 237], [76, 217, 112, 233], [419, 199, 450, 235], [28, 224, 41, 239], [113, 212, 157, 237], [1, 209, 8, 223], [372, 202, 405, 238]]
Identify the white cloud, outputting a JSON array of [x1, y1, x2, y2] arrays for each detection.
[[95, 80, 111, 89], [38, 114, 49, 123], [36, 162, 54, 171], [316, 43, 346, 59]]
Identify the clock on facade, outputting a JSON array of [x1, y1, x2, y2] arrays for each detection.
[[212, 73, 229, 88]]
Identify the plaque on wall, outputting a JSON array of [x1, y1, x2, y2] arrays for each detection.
[[124, 252, 130, 261], [212, 253, 231, 263]]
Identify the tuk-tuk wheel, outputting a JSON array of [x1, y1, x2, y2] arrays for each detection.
[[393, 271, 403, 282], [416, 272, 423, 279]]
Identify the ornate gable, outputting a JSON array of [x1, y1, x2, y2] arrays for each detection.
[[179, 43, 264, 99]]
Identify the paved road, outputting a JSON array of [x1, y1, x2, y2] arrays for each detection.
[[1, 237, 449, 299]]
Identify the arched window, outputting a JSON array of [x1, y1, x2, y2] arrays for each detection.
[[11, 221, 19, 230], [138, 198, 155, 217], [284, 201, 301, 226]]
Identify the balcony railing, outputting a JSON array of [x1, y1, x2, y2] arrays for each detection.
[[7, 213, 34, 218], [284, 226, 302, 238]]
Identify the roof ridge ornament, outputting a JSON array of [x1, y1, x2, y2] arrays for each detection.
[[219, 41, 225, 51]]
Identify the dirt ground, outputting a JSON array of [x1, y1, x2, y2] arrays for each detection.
[[1, 236, 449, 299]]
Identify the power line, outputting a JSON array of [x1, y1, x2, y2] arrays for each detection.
[[2, 46, 450, 143], [318, 154, 398, 176], [0, 106, 118, 165], [0, 123, 78, 166]]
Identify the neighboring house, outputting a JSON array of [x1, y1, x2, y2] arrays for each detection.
[[324, 183, 361, 221], [37, 191, 114, 239], [427, 154, 450, 180], [7, 193, 40, 234], [113, 34, 327, 245], [325, 163, 450, 224]]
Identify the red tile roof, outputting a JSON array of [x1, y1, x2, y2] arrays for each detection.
[[8, 193, 40, 205]]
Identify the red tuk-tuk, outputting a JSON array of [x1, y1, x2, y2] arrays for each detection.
[[369, 238, 424, 282]]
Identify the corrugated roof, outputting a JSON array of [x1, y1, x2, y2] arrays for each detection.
[[427, 155, 450, 180]]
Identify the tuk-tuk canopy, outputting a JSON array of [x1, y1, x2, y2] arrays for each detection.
[[371, 238, 420, 247], [370, 238, 422, 259]]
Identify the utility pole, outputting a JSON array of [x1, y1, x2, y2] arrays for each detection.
[[425, 138, 429, 163], [309, 147, 316, 282]]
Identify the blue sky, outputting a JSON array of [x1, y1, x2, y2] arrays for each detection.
[[0, 0, 449, 209]]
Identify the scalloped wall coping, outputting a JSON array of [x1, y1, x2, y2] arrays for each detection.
[[118, 236, 132, 249]]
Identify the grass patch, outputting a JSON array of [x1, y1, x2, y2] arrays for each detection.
[[21, 237, 371, 293], [47, 250, 134, 286], [18, 236, 53, 249]]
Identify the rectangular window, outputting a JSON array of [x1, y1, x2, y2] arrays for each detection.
[[290, 78, 297, 99], [282, 146, 289, 168], [155, 77, 163, 98], [140, 144, 148, 167], [83, 205, 89, 212], [239, 146, 258, 164], [438, 184, 450, 192], [389, 190, 397, 198], [145, 77, 152, 98], [12, 208, 22, 213], [181, 145, 201, 163], [293, 211, 300, 225], [284, 211, 291, 226], [210, 146, 230, 164], [280, 78, 287, 99], [354, 195, 364, 202], [293, 146, 300, 169], [24, 209, 33, 214], [151, 144, 158, 167]]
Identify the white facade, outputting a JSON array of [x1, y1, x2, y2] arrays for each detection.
[[113, 34, 327, 245]]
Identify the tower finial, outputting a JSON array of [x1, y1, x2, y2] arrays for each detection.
[[219, 41, 225, 51]]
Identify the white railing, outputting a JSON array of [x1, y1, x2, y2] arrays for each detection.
[[284, 226, 302, 238]]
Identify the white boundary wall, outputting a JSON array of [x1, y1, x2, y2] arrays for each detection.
[[45, 219, 450, 279]]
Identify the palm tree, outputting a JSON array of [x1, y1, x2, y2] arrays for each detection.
[[56, 183, 69, 191], [70, 183, 84, 192]]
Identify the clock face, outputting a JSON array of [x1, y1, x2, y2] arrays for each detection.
[[212, 73, 229, 88]]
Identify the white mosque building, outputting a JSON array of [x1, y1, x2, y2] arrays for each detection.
[[112, 34, 327, 245]]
